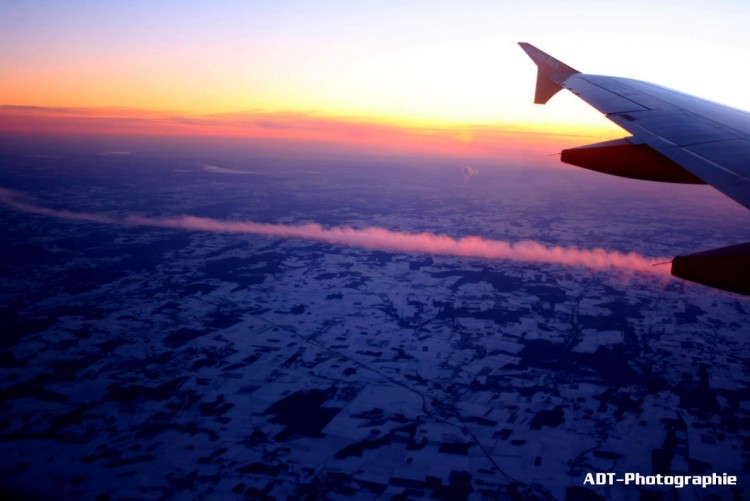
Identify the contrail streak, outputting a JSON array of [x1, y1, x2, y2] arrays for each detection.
[[0, 187, 117, 224], [1, 187, 670, 275]]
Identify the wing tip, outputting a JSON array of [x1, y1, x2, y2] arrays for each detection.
[[518, 42, 580, 104]]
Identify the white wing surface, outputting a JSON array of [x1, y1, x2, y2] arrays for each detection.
[[519, 43, 750, 295], [519, 42, 750, 209]]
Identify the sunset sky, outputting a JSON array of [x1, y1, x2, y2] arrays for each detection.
[[2, 0, 749, 154]]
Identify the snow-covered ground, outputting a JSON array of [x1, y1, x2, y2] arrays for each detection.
[[1, 150, 748, 499]]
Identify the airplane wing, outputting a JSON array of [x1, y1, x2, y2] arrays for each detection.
[[519, 42, 750, 295]]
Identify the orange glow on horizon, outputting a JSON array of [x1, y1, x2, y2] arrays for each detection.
[[0, 105, 623, 163]]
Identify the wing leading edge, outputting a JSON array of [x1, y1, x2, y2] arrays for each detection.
[[519, 42, 750, 295]]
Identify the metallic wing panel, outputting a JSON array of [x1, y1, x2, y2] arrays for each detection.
[[519, 43, 750, 209]]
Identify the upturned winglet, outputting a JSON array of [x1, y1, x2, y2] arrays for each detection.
[[518, 42, 580, 104]]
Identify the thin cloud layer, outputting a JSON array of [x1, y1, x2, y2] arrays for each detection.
[[0, 106, 618, 163], [202, 164, 262, 175], [0, 187, 670, 275]]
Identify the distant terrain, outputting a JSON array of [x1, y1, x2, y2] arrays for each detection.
[[1, 137, 748, 500]]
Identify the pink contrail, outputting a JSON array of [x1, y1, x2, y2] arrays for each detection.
[[0, 187, 117, 224], [1, 187, 670, 275], [126, 215, 666, 273]]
